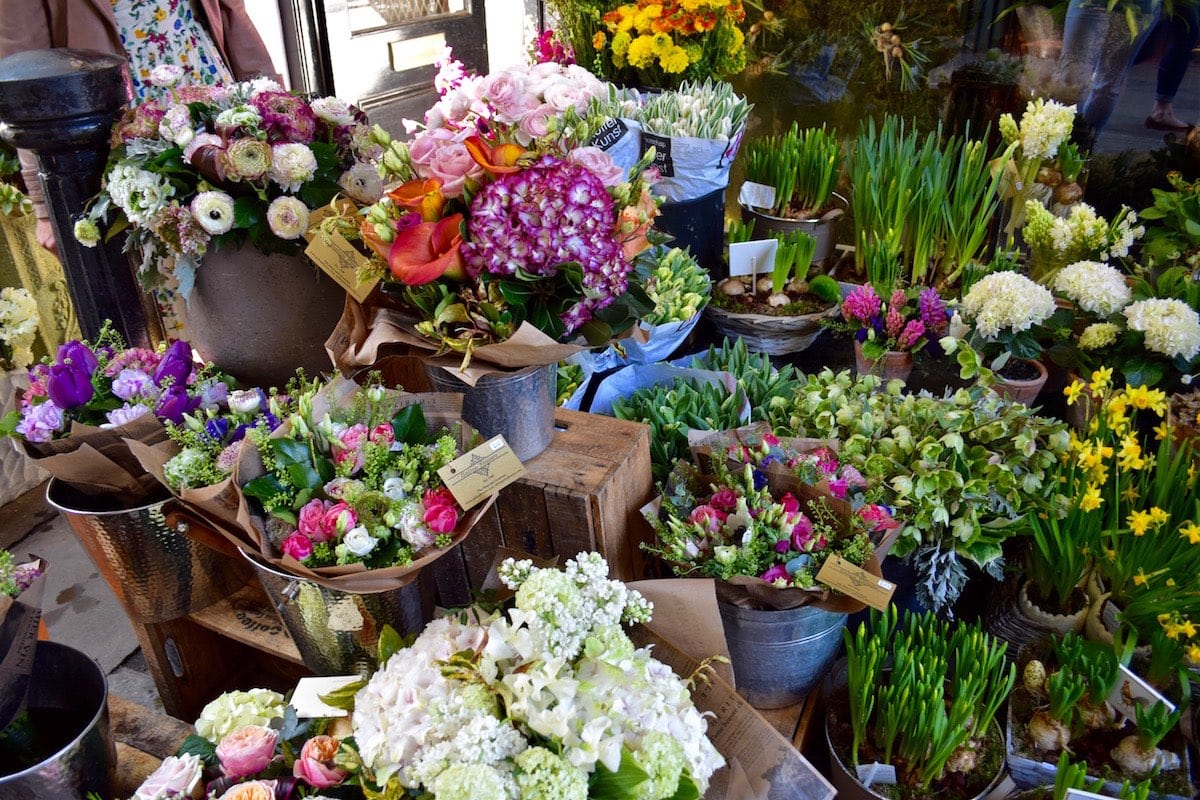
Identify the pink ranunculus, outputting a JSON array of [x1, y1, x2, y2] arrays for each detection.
[[543, 81, 588, 113], [282, 532, 314, 561], [423, 502, 459, 534], [297, 499, 329, 537], [517, 102, 556, 144], [761, 565, 790, 584], [780, 493, 800, 515], [791, 516, 815, 551], [317, 502, 356, 543], [215, 725, 279, 778], [567, 146, 625, 187], [688, 505, 726, 534], [709, 488, 738, 512], [293, 734, 348, 788], [369, 423, 395, 447], [333, 423, 369, 473]]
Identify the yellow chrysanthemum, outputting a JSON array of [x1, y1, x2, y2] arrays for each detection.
[[626, 35, 658, 67], [611, 30, 632, 61]]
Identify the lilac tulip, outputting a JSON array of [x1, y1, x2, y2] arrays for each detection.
[[153, 340, 194, 388], [46, 362, 94, 409]]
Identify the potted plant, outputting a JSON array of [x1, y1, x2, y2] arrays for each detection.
[[741, 124, 844, 270], [1010, 632, 1192, 798], [1010, 743, 1153, 800], [645, 437, 898, 708], [958, 270, 1062, 404], [1022, 199, 1143, 284], [764, 368, 1071, 613], [826, 608, 1016, 799], [995, 97, 1081, 237], [827, 284, 951, 383], [73, 77, 383, 387], [709, 221, 843, 355]]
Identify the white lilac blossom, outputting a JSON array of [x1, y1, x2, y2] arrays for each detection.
[[266, 196, 310, 239], [190, 191, 236, 235], [352, 554, 720, 799], [960, 271, 1056, 339], [1053, 260, 1132, 316], [1123, 298, 1200, 360]]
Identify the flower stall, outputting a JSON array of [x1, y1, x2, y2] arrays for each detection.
[[5, 5, 1200, 799]]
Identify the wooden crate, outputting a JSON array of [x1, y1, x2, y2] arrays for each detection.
[[432, 408, 655, 607]]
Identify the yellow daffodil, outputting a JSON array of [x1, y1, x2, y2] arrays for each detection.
[[1182, 521, 1200, 544], [1117, 435, 1145, 470], [1133, 568, 1151, 586], [1080, 484, 1103, 511], [1064, 381, 1085, 406], [1128, 509, 1154, 536], [1154, 421, 1170, 440], [1149, 507, 1169, 525], [1188, 642, 1200, 664], [1091, 366, 1113, 394], [1121, 484, 1139, 503]]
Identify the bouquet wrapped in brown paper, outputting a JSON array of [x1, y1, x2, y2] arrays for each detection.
[[0, 553, 47, 732], [1, 325, 232, 501], [131, 374, 494, 591], [643, 427, 900, 612]]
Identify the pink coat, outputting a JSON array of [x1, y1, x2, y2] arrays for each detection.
[[0, 0, 282, 216]]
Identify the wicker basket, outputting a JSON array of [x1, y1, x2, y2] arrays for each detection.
[[705, 302, 838, 355]]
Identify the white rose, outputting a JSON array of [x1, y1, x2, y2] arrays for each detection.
[[343, 526, 378, 557], [133, 753, 203, 800], [382, 477, 406, 502]]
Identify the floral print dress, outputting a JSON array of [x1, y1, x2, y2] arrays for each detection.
[[111, 0, 235, 334]]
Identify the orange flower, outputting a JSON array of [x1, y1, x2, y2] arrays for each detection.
[[387, 177, 446, 222], [464, 135, 526, 175], [360, 217, 390, 261], [617, 187, 660, 261], [388, 213, 466, 285], [593, 31, 608, 49]]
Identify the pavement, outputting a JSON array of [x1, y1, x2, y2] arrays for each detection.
[[1096, 60, 1200, 155]]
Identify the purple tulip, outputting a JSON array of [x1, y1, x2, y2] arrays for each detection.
[[153, 340, 194, 388], [56, 341, 99, 375], [46, 362, 94, 409], [155, 385, 199, 424]]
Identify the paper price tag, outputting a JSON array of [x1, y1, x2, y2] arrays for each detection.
[[1107, 664, 1175, 721], [291, 675, 360, 718], [438, 435, 527, 510], [738, 181, 777, 211], [729, 239, 778, 278], [304, 230, 379, 303], [815, 555, 896, 611], [855, 763, 896, 787]]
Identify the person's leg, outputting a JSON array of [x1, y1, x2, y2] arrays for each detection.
[[1149, 5, 1200, 125], [1080, 1, 1162, 132]]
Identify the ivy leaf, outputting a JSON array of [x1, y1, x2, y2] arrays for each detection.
[[243, 473, 288, 508]]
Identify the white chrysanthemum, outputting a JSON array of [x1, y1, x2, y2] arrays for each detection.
[[1123, 298, 1200, 360], [268, 142, 317, 191], [0, 287, 39, 370], [337, 162, 384, 204], [193, 688, 285, 742], [1053, 261, 1131, 316], [310, 96, 356, 126], [189, 191, 236, 235], [960, 271, 1057, 339], [106, 164, 175, 226], [1017, 97, 1077, 161], [265, 196, 310, 239]]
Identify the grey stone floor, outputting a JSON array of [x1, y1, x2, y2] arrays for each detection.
[[0, 482, 164, 713]]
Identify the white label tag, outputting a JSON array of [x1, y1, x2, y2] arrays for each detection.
[[738, 181, 777, 211], [1065, 791, 1110, 800], [729, 239, 778, 278], [291, 675, 359, 718], [984, 776, 1018, 800], [437, 435, 527, 509], [1107, 664, 1175, 721], [855, 763, 897, 787]]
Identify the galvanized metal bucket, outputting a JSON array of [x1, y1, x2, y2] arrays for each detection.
[[0, 641, 115, 799], [424, 363, 556, 461], [243, 550, 435, 676], [45, 479, 252, 623], [718, 600, 847, 709]]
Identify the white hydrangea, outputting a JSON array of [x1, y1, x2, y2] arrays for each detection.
[[106, 163, 175, 226], [1015, 97, 1077, 161], [1123, 298, 1200, 360], [960, 271, 1056, 339], [193, 688, 285, 742], [1052, 261, 1131, 316], [0, 286, 39, 370], [268, 142, 317, 192]]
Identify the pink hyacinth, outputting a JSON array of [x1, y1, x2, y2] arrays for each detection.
[[897, 319, 926, 350], [841, 284, 881, 326]]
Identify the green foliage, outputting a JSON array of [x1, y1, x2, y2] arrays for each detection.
[[684, 337, 802, 422], [743, 123, 841, 217]]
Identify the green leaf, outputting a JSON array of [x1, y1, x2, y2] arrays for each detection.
[[391, 405, 429, 445], [669, 776, 701, 800], [175, 733, 218, 767], [273, 438, 325, 490], [233, 196, 263, 229], [589, 748, 650, 799], [320, 678, 368, 711], [378, 624, 404, 665], [243, 473, 288, 507]]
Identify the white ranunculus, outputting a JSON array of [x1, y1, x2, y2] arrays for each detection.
[[265, 196, 310, 240], [342, 525, 378, 557]]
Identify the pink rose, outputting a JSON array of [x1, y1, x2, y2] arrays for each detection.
[[423, 502, 459, 534], [423, 486, 456, 510], [761, 565, 790, 584], [282, 532, 313, 561], [297, 499, 329, 537], [517, 102, 556, 144], [828, 478, 848, 500], [688, 505, 726, 534], [709, 488, 738, 512], [859, 504, 900, 532], [791, 516, 815, 551], [133, 753, 204, 799], [317, 502, 356, 543], [369, 423, 395, 447], [216, 780, 277, 800], [215, 725, 278, 778], [567, 146, 625, 187], [293, 735, 348, 788], [409, 129, 481, 197], [480, 70, 528, 123], [333, 423, 369, 473], [544, 81, 588, 113]]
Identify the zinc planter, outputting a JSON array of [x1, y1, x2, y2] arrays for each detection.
[[424, 362, 556, 462], [739, 193, 847, 272], [717, 600, 846, 709]]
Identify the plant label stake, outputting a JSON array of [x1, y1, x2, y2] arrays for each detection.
[[1064, 791, 1109, 800], [729, 239, 778, 279], [855, 763, 897, 787], [1106, 664, 1175, 722], [738, 181, 776, 211]]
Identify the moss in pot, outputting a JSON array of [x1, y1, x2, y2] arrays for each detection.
[[826, 608, 1015, 800]]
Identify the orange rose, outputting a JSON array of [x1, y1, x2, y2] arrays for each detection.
[[618, 187, 660, 260], [388, 213, 466, 285], [216, 780, 276, 800]]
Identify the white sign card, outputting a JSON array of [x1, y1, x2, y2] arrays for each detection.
[[738, 181, 777, 211], [729, 239, 778, 279]]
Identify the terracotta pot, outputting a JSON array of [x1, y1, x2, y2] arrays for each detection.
[[1016, 580, 1087, 636], [180, 244, 344, 387], [854, 340, 914, 384], [992, 358, 1048, 405]]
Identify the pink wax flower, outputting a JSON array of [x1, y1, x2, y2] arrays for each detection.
[[709, 488, 738, 512], [215, 725, 279, 778], [282, 532, 314, 561], [293, 735, 348, 788]]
